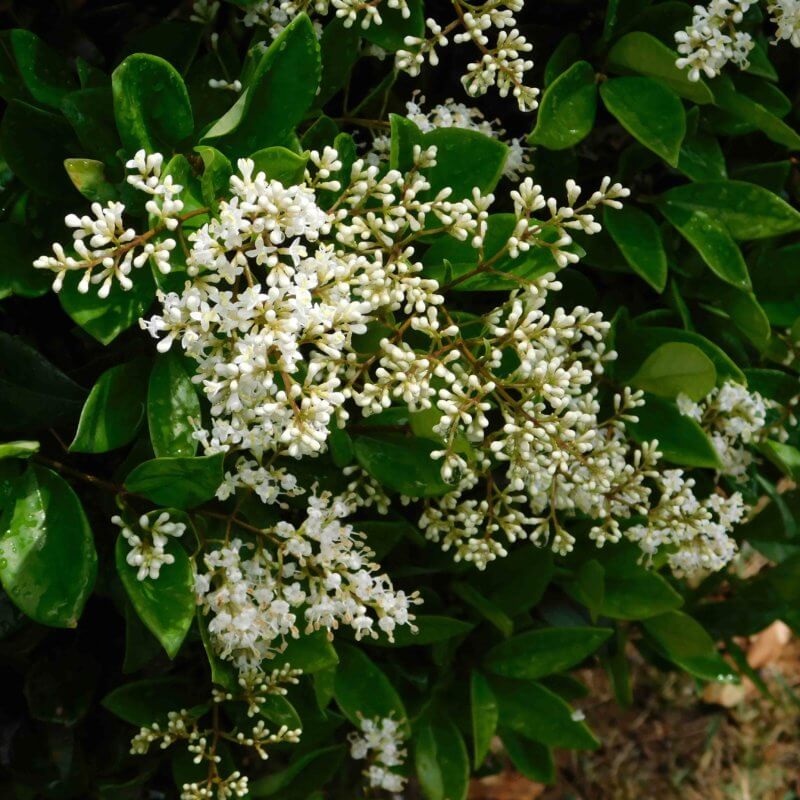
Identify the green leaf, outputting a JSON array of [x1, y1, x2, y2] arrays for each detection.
[[642, 611, 736, 681], [713, 76, 800, 150], [250, 146, 308, 185], [470, 671, 498, 768], [70, 360, 150, 453], [598, 546, 683, 620], [627, 392, 722, 469], [0, 222, 51, 299], [360, 0, 423, 51], [334, 644, 406, 727], [677, 127, 727, 181], [7, 29, 77, 109], [124, 454, 224, 508], [270, 630, 339, 673], [103, 677, 201, 727], [607, 32, 713, 104], [112, 53, 193, 153], [501, 731, 555, 784], [317, 18, 360, 106], [61, 87, 120, 165], [198, 611, 238, 691], [0, 332, 85, 433], [249, 746, 346, 798], [0, 466, 96, 627], [354, 435, 452, 497], [484, 627, 612, 680], [0, 441, 39, 460], [414, 714, 470, 800], [760, 440, 800, 480], [0, 100, 75, 197], [490, 677, 598, 750], [630, 342, 716, 401], [202, 15, 320, 157], [147, 352, 201, 458], [452, 581, 513, 637], [658, 202, 750, 289], [660, 180, 800, 240], [59, 267, 156, 345], [600, 76, 685, 166], [116, 528, 194, 659], [717, 287, 770, 348], [195, 145, 232, 206], [64, 158, 117, 203], [369, 615, 473, 647], [544, 33, 581, 85], [604, 205, 667, 291], [529, 61, 597, 150]]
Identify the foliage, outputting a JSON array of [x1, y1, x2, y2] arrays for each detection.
[[1, 0, 800, 798]]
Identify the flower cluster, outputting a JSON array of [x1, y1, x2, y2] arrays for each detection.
[[112, 510, 187, 581], [369, 95, 531, 180], [130, 694, 301, 800], [397, 2, 539, 111], [34, 151, 185, 296], [678, 382, 775, 480], [675, 0, 800, 81], [195, 493, 421, 673], [348, 716, 408, 794]]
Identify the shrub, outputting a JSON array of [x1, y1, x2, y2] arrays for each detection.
[[1, 0, 799, 797]]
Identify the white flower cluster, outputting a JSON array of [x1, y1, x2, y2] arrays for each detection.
[[130, 702, 300, 800], [195, 492, 420, 673], [370, 95, 531, 180], [678, 381, 775, 481], [627, 470, 744, 576], [34, 151, 184, 296], [675, 0, 800, 81], [112, 510, 186, 580], [397, 2, 539, 111], [348, 716, 408, 794]]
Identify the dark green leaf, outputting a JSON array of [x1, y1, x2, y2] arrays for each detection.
[[501, 731, 555, 784], [604, 205, 667, 291], [0, 222, 51, 298], [116, 529, 194, 659], [529, 61, 597, 150], [369, 615, 473, 647], [470, 671, 497, 768], [8, 29, 77, 109], [271, 630, 339, 673], [103, 677, 200, 727], [600, 76, 685, 166], [760, 440, 800, 480], [642, 611, 736, 681], [414, 714, 469, 800], [124, 454, 224, 508], [484, 627, 612, 680], [354, 435, 451, 497], [202, 15, 320, 157], [316, 18, 360, 106], [148, 352, 201, 458], [61, 87, 120, 164], [360, 0, 423, 51], [0, 466, 96, 627], [112, 53, 193, 153], [249, 745, 346, 798], [71, 359, 149, 453]]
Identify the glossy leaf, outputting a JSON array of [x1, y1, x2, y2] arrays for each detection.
[[659, 202, 750, 289], [529, 61, 597, 150], [116, 530, 194, 659], [334, 644, 406, 727], [71, 360, 150, 453], [484, 627, 612, 680], [249, 745, 346, 798], [250, 146, 308, 185], [124, 454, 224, 508], [0, 466, 97, 627], [630, 342, 716, 401], [7, 29, 77, 109], [660, 180, 800, 240], [112, 53, 193, 153], [604, 205, 667, 291], [600, 76, 685, 166], [202, 15, 320, 156], [643, 611, 736, 682], [501, 731, 555, 784], [147, 352, 201, 458], [0, 441, 39, 460], [369, 615, 473, 647], [627, 392, 722, 469], [414, 714, 470, 800], [607, 32, 713, 104], [490, 677, 599, 750], [354, 435, 452, 497], [103, 677, 201, 727]]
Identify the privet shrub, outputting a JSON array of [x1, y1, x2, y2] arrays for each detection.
[[1, 0, 799, 797]]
